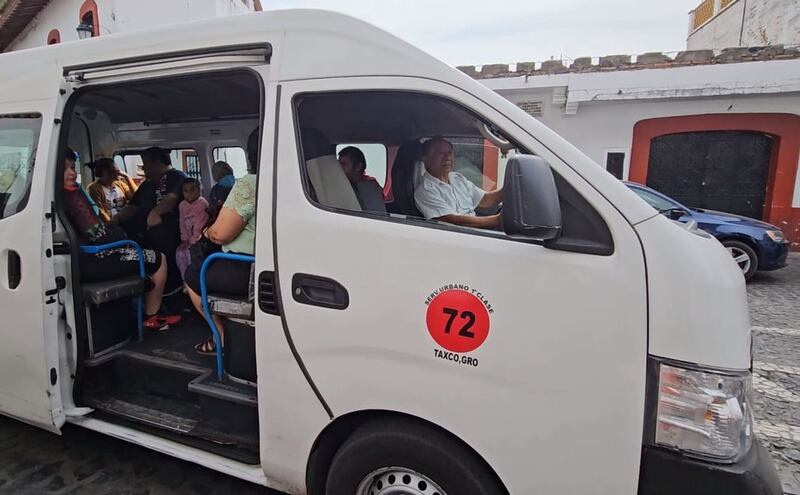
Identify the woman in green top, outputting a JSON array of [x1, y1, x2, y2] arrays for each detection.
[[184, 130, 258, 355]]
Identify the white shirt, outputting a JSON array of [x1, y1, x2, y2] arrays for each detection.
[[414, 171, 486, 220], [102, 184, 125, 217]]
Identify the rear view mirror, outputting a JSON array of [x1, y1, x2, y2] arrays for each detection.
[[502, 155, 562, 240]]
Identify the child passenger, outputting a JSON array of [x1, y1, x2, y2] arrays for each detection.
[[175, 178, 209, 277]]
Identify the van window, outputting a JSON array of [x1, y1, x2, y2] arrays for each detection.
[[114, 148, 199, 182], [0, 114, 41, 219], [212, 147, 249, 178], [294, 91, 613, 254], [294, 91, 511, 231], [335, 143, 387, 187]]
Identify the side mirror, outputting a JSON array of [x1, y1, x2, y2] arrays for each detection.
[[667, 208, 687, 221], [502, 155, 562, 240]]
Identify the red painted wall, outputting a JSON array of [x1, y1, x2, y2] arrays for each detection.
[[630, 113, 800, 249]]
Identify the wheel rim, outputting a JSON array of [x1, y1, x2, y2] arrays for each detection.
[[356, 467, 447, 495], [726, 246, 752, 274]]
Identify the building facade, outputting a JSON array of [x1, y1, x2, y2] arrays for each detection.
[[461, 47, 800, 248], [687, 0, 800, 51], [0, 0, 259, 52]]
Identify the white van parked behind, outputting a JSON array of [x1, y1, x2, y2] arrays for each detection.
[[0, 9, 781, 495]]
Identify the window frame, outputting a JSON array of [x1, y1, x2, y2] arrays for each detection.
[[112, 148, 200, 180], [79, 0, 100, 38], [211, 146, 251, 179], [0, 113, 43, 220], [291, 89, 613, 255], [603, 149, 629, 181]]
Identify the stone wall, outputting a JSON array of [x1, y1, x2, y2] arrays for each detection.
[[458, 45, 800, 80]]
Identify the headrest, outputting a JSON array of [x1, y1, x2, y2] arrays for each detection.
[[301, 127, 336, 161]]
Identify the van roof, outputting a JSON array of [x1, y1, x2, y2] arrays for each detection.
[[1, 9, 462, 90]]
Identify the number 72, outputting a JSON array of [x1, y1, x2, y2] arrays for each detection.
[[442, 307, 476, 338]]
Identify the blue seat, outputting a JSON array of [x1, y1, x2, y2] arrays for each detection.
[[199, 252, 256, 380]]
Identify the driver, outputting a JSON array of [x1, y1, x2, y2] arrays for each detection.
[[413, 136, 502, 228]]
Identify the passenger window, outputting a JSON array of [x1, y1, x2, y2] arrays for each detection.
[[294, 92, 508, 223], [212, 147, 249, 178], [335, 143, 387, 187], [0, 114, 41, 219], [294, 91, 612, 254], [114, 154, 144, 181], [114, 148, 199, 181]]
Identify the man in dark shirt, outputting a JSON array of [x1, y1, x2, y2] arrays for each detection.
[[111, 147, 186, 292]]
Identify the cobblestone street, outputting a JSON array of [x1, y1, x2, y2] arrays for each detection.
[[0, 255, 797, 494], [748, 253, 800, 494]]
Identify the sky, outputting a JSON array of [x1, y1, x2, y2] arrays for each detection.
[[262, 0, 702, 66]]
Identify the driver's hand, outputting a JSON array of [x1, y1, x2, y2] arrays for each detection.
[[492, 212, 502, 228]]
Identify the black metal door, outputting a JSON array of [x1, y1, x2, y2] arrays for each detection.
[[646, 131, 773, 219]]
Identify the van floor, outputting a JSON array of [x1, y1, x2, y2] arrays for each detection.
[[80, 306, 260, 464], [131, 311, 216, 368]]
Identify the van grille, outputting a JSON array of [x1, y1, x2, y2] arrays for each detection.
[[258, 271, 280, 315]]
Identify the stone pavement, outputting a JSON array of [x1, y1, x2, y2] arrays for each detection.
[[748, 252, 800, 494], [0, 417, 281, 494], [0, 255, 797, 494]]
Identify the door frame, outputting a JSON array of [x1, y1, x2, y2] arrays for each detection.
[[0, 98, 65, 432]]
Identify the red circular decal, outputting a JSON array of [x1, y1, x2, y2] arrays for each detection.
[[426, 290, 490, 353]]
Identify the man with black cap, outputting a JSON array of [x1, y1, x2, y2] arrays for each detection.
[[111, 147, 187, 293]]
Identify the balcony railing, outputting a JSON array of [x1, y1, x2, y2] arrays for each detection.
[[692, 0, 715, 30], [690, 0, 738, 32]]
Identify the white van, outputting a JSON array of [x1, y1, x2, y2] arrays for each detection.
[[0, 9, 782, 495]]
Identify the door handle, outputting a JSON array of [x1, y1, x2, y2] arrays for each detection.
[[7, 250, 20, 289], [292, 273, 349, 310]]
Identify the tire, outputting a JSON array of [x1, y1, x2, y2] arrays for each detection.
[[721, 239, 758, 281], [325, 417, 506, 495]]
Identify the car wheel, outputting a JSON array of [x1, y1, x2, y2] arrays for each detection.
[[325, 417, 506, 495], [722, 240, 758, 281]]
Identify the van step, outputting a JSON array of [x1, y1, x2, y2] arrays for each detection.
[[188, 373, 258, 407], [89, 397, 199, 434]]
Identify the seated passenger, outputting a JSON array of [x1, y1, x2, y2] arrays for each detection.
[[111, 147, 187, 293], [413, 137, 502, 229], [176, 178, 209, 278], [208, 161, 235, 219], [184, 129, 259, 355], [338, 146, 386, 212], [87, 158, 138, 223], [62, 148, 180, 331]]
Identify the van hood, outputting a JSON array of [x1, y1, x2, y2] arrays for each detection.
[[635, 214, 751, 370]]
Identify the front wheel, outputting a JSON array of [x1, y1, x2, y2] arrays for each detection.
[[325, 417, 506, 495], [722, 239, 758, 281]]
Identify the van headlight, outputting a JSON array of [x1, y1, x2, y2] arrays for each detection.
[[654, 362, 753, 462]]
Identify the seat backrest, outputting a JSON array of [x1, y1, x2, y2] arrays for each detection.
[[306, 155, 362, 211], [387, 140, 423, 216], [355, 180, 387, 214], [302, 127, 362, 211]]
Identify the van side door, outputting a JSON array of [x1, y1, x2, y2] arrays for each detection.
[[0, 100, 63, 432], [273, 77, 648, 494]]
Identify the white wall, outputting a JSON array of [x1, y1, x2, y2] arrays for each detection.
[[483, 58, 800, 178], [498, 89, 800, 180], [8, 0, 253, 51], [687, 1, 745, 51], [741, 0, 800, 46], [687, 0, 800, 50]]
